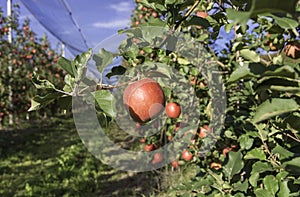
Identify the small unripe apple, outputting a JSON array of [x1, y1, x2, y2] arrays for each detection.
[[123, 78, 165, 123]]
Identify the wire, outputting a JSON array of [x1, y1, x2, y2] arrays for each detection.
[[60, 0, 89, 49]]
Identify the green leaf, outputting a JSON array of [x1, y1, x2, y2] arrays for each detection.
[[94, 90, 116, 118], [240, 49, 260, 62], [223, 151, 244, 179], [32, 73, 55, 90], [226, 0, 297, 25], [272, 145, 294, 160], [263, 175, 279, 196], [252, 98, 299, 123], [143, 62, 172, 79], [254, 188, 273, 197], [244, 147, 266, 160], [227, 63, 267, 83], [73, 49, 92, 82], [278, 181, 290, 197], [93, 48, 114, 74], [249, 172, 259, 187], [238, 134, 254, 150], [28, 92, 61, 112], [266, 13, 299, 30], [262, 65, 297, 78], [251, 161, 273, 174], [58, 57, 75, 77], [106, 66, 126, 79], [184, 16, 210, 29], [282, 157, 300, 172], [285, 112, 300, 132], [232, 180, 249, 192]]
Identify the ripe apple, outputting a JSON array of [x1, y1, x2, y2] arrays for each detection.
[[152, 12, 158, 18], [123, 78, 165, 123], [198, 127, 207, 138], [285, 41, 300, 59], [196, 11, 208, 19], [144, 144, 154, 152], [140, 138, 146, 143], [152, 152, 163, 164], [165, 102, 181, 118], [171, 160, 179, 168], [182, 149, 193, 161]]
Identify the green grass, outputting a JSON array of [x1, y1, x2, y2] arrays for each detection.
[[0, 117, 159, 197]]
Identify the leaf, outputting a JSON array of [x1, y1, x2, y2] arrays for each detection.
[[32, 73, 56, 90], [223, 151, 244, 179], [272, 145, 294, 160], [226, 0, 297, 25], [238, 134, 254, 150], [285, 112, 300, 132], [277, 181, 290, 197], [232, 180, 249, 192], [184, 16, 210, 29], [263, 175, 279, 196], [143, 62, 172, 79], [227, 63, 267, 83], [94, 90, 116, 118], [28, 92, 62, 111], [240, 49, 260, 62], [106, 66, 126, 79], [58, 57, 75, 77], [93, 48, 114, 74], [73, 49, 92, 82], [244, 147, 266, 160], [252, 161, 273, 174], [262, 65, 297, 78], [282, 157, 300, 172], [254, 188, 273, 197], [253, 98, 299, 123], [249, 172, 259, 187], [266, 13, 299, 30]]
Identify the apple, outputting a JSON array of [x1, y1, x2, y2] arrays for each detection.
[[285, 41, 300, 59], [198, 127, 207, 138], [182, 149, 193, 161], [196, 11, 208, 19], [152, 152, 163, 164], [123, 78, 165, 123], [165, 102, 181, 118], [140, 138, 146, 143], [171, 160, 179, 168], [152, 12, 158, 18], [144, 144, 155, 152]]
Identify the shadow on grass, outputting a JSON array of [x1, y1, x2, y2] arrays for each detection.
[[0, 117, 160, 196]]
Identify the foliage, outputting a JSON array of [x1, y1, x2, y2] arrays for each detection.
[[29, 0, 300, 196], [0, 4, 63, 126]]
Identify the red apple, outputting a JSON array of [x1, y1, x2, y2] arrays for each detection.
[[123, 78, 165, 123]]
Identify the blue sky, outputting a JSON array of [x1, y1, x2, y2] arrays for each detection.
[[0, 0, 135, 57]]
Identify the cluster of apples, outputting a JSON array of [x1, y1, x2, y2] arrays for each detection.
[[132, 0, 159, 27], [123, 78, 212, 168]]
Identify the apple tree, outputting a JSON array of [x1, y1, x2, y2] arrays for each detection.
[[29, 0, 300, 196], [0, 4, 64, 126]]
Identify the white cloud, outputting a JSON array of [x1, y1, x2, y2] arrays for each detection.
[[109, 2, 133, 12], [92, 19, 130, 29]]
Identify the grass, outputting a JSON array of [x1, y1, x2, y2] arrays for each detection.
[[0, 117, 161, 196]]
